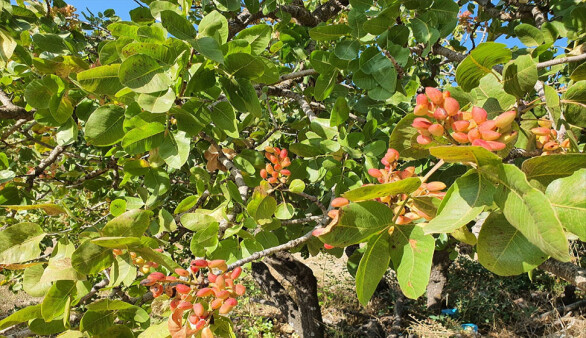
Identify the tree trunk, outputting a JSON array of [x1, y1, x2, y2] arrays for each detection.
[[426, 249, 451, 313], [251, 252, 324, 338]]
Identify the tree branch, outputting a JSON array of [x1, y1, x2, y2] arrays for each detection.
[[539, 259, 586, 292], [536, 53, 586, 69], [26, 144, 69, 189], [0, 89, 34, 120]]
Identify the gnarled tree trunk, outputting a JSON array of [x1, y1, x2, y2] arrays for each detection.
[[251, 252, 324, 338]]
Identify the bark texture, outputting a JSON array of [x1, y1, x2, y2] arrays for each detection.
[[252, 252, 324, 338], [539, 259, 586, 292], [426, 249, 452, 313]]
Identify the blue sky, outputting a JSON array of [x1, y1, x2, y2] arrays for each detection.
[[67, 0, 134, 20]]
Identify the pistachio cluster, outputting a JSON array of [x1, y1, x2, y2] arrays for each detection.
[[413, 88, 518, 152], [531, 119, 570, 154], [140, 259, 245, 338], [260, 146, 291, 184]]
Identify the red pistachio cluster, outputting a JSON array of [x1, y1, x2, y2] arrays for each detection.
[[260, 146, 291, 184], [316, 148, 448, 241], [141, 259, 245, 338], [412, 88, 518, 152], [531, 119, 570, 154], [113, 249, 160, 274]]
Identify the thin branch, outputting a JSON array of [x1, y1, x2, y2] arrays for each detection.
[[536, 53, 586, 69], [278, 69, 318, 83], [26, 144, 69, 189], [1, 119, 27, 140], [281, 215, 323, 225]]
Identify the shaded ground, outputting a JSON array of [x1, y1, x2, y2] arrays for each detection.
[[1, 253, 585, 337], [233, 253, 586, 337]]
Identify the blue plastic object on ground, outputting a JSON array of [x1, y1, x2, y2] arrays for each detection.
[[441, 308, 458, 316], [461, 323, 478, 333]]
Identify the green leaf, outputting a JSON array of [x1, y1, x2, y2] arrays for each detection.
[[41, 280, 76, 321], [484, 164, 570, 262], [145, 168, 171, 197], [0, 222, 45, 264], [199, 10, 228, 44], [309, 24, 352, 41], [211, 101, 239, 138], [545, 169, 586, 241], [56, 118, 78, 146], [109, 199, 127, 217], [236, 25, 272, 55], [160, 10, 196, 40], [49, 93, 74, 124], [71, 240, 114, 275], [514, 23, 544, 47], [32, 33, 69, 54], [24, 264, 52, 297], [253, 196, 277, 224], [84, 105, 125, 146], [356, 231, 390, 306], [138, 322, 169, 338], [318, 201, 394, 246], [224, 53, 265, 78], [0, 305, 41, 330], [289, 142, 325, 157], [160, 130, 190, 169], [330, 96, 349, 127], [119, 54, 171, 93], [314, 70, 338, 101], [424, 170, 495, 234], [343, 177, 421, 202], [456, 42, 512, 91], [561, 80, 586, 128], [102, 209, 152, 238], [334, 39, 360, 60], [77, 64, 124, 96], [429, 145, 502, 167], [275, 202, 295, 220], [0, 28, 16, 64], [388, 114, 430, 160], [503, 54, 538, 98], [137, 88, 175, 113], [190, 37, 224, 64], [121, 122, 166, 155], [80, 311, 116, 335], [289, 179, 305, 193], [478, 212, 547, 276], [24, 79, 55, 109], [522, 153, 586, 188], [219, 77, 262, 117], [389, 225, 434, 299]]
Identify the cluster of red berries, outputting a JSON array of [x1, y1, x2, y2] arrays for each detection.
[[315, 148, 448, 242], [412, 87, 518, 152], [260, 146, 291, 184], [113, 249, 160, 274], [141, 259, 245, 338], [530, 120, 570, 154]]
